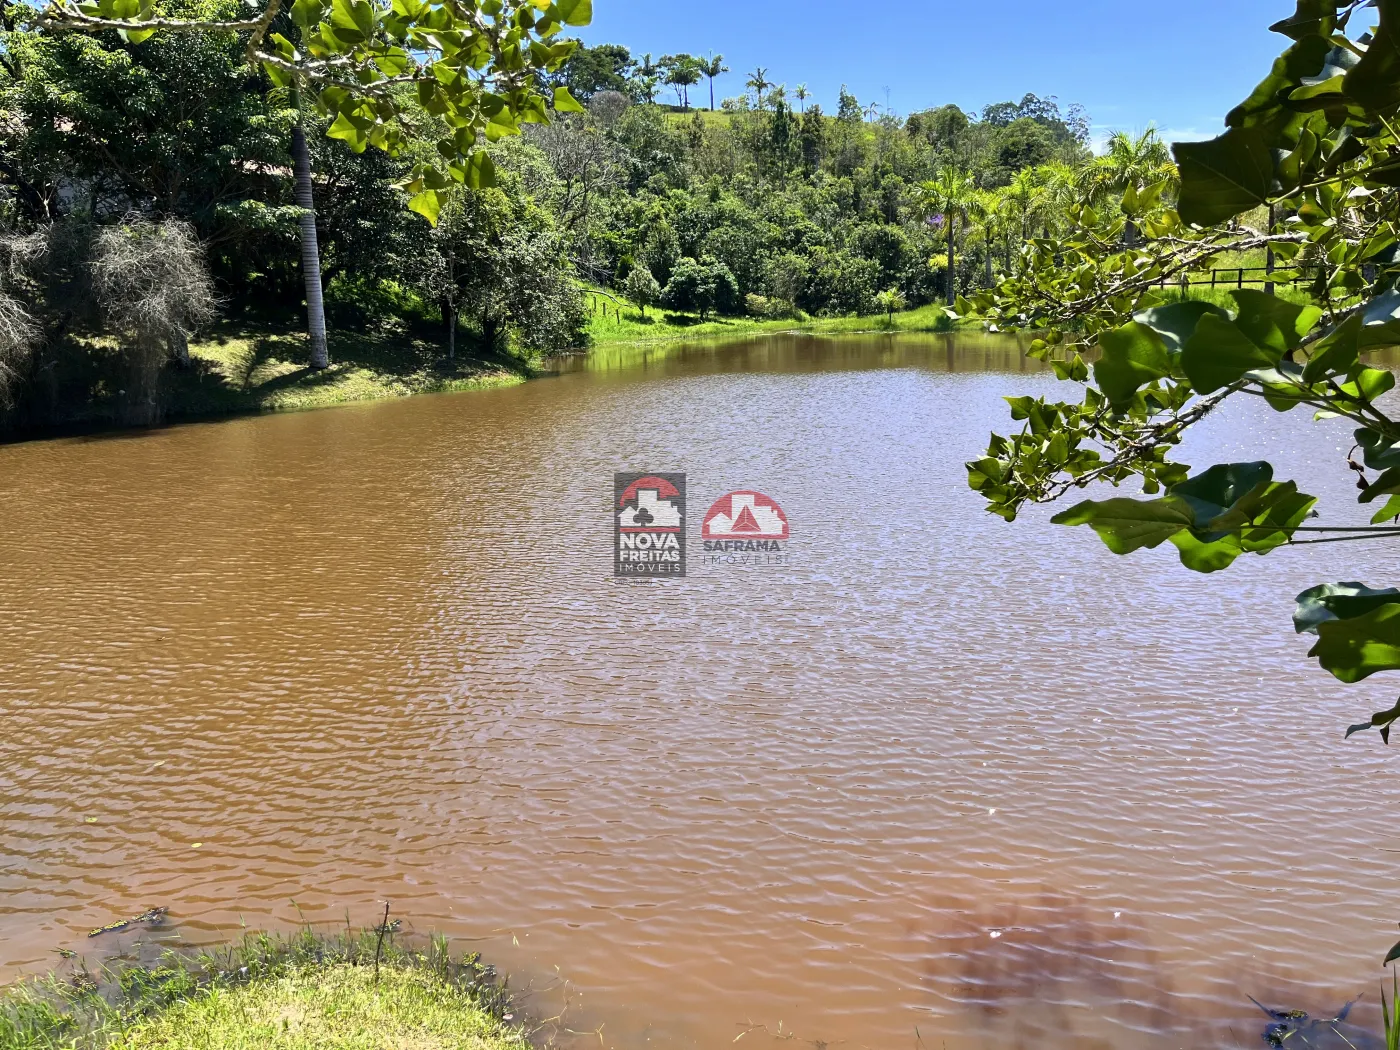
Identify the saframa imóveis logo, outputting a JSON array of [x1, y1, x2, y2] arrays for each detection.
[[701, 490, 789, 567]]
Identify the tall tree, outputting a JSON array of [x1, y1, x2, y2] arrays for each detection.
[[288, 89, 328, 369], [745, 67, 771, 109], [661, 53, 700, 110], [700, 52, 727, 112], [794, 83, 809, 114], [636, 52, 660, 104], [1085, 128, 1175, 244], [922, 168, 973, 306], [36, 0, 593, 366]]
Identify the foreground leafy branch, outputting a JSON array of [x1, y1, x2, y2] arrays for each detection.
[[33, 0, 594, 222], [968, 0, 1400, 712]]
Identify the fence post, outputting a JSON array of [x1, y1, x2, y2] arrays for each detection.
[[1211, 270, 1217, 289], [1264, 203, 1276, 296], [1237, 268, 1244, 289]]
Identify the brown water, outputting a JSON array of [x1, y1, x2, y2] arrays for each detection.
[[3, 332, 1399, 1049]]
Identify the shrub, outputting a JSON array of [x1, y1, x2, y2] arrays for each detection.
[[744, 292, 798, 320], [624, 263, 661, 317], [661, 256, 738, 319]]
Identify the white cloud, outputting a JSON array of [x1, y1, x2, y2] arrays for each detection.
[[1088, 119, 1222, 155]]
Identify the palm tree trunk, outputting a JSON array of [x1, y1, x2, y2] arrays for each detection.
[[709, 78, 715, 112], [291, 120, 329, 370], [985, 230, 993, 286], [946, 213, 956, 307]]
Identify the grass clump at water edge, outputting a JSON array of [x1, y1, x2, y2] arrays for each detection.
[[0, 926, 526, 1050]]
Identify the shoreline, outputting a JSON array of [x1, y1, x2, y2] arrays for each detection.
[[0, 922, 529, 1050], [0, 306, 967, 445]]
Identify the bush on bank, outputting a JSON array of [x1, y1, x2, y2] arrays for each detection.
[[0, 927, 525, 1050]]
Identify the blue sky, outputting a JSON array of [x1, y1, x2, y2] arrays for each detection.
[[577, 1, 1292, 150]]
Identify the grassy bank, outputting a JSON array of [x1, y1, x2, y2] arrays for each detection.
[[582, 294, 960, 347], [169, 324, 527, 418], [0, 927, 524, 1050]]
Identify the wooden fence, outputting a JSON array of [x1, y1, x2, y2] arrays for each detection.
[[1153, 265, 1318, 290]]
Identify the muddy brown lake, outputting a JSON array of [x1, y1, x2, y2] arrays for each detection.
[[2, 332, 1398, 1048]]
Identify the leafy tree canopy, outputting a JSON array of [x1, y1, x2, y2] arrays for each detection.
[[34, 0, 596, 222]]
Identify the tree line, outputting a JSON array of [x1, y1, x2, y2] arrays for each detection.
[[0, 6, 1161, 430]]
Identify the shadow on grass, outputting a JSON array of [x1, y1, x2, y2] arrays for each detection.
[[659, 312, 740, 328]]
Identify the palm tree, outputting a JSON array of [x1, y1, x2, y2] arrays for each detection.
[[794, 84, 809, 114], [1004, 167, 1048, 271], [1086, 127, 1176, 244], [638, 53, 660, 104], [922, 168, 975, 306], [966, 188, 1006, 288], [746, 67, 771, 109], [290, 84, 328, 369], [700, 53, 728, 111]]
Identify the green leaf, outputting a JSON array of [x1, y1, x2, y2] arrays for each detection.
[[1169, 530, 1245, 573], [1181, 313, 1281, 393], [1229, 289, 1322, 353], [1093, 321, 1171, 408], [1235, 484, 1317, 551], [407, 188, 442, 225], [290, 0, 326, 28], [1269, 0, 1337, 40], [1372, 493, 1400, 524], [330, 0, 374, 40], [1385, 939, 1400, 966], [1227, 33, 1331, 126], [551, 0, 591, 25], [1345, 0, 1400, 111], [463, 150, 496, 188], [1050, 497, 1194, 554], [326, 111, 368, 152], [372, 47, 409, 76], [1172, 461, 1275, 522], [551, 85, 585, 113], [1345, 366, 1397, 403], [1288, 73, 1346, 102], [1309, 601, 1400, 683], [1246, 362, 1313, 411], [1174, 126, 1275, 227], [1302, 313, 1361, 382], [1360, 465, 1400, 504], [1295, 582, 1400, 634], [1132, 301, 1226, 354]]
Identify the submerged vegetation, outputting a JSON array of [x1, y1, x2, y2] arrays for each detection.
[[0, 924, 524, 1050]]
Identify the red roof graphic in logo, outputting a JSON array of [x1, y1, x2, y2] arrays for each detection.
[[619, 475, 680, 508], [702, 491, 789, 540]]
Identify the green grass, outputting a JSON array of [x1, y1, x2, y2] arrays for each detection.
[[1152, 283, 1316, 310], [168, 323, 526, 418], [582, 293, 959, 349], [0, 927, 524, 1050], [108, 965, 524, 1050]]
